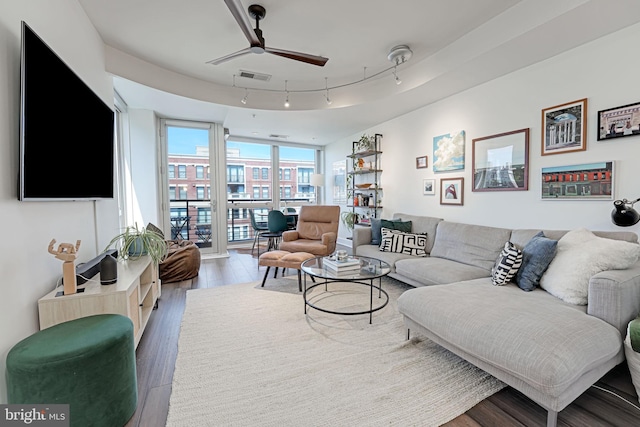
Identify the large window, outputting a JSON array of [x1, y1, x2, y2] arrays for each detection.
[[225, 140, 319, 243]]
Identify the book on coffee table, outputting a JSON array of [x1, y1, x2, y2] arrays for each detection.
[[323, 257, 361, 271]]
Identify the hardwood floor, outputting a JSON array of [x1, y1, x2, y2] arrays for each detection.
[[126, 248, 640, 427]]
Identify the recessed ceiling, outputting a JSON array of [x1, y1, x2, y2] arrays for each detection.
[[78, 0, 640, 144]]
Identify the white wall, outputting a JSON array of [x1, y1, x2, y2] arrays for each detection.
[[0, 1, 117, 402], [326, 22, 640, 246]]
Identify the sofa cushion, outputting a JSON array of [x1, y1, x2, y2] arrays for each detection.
[[371, 218, 412, 245], [429, 221, 512, 271], [491, 242, 523, 285], [540, 228, 640, 305], [515, 232, 557, 291], [379, 228, 427, 256], [392, 213, 443, 254], [395, 257, 490, 286], [397, 279, 622, 399], [355, 244, 414, 273]]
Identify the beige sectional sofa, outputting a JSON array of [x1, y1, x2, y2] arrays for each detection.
[[352, 213, 640, 427]]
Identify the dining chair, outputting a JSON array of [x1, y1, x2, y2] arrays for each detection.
[[249, 209, 269, 255], [284, 207, 297, 229]]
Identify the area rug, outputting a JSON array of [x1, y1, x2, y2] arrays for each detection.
[[166, 276, 505, 426]]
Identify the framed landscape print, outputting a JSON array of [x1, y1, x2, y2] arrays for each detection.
[[423, 179, 435, 195], [472, 128, 529, 192], [541, 161, 613, 200], [541, 98, 587, 156], [433, 130, 465, 172], [597, 101, 640, 140], [440, 177, 464, 205]]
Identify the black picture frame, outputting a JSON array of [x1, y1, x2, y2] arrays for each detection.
[[597, 102, 640, 140]]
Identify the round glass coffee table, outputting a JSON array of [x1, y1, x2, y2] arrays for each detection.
[[300, 255, 391, 324]]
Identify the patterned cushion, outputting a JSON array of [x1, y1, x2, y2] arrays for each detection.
[[379, 228, 427, 256], [491, 241, 523, 286]]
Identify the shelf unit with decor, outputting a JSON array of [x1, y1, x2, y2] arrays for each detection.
[[37, 256, 159, 348], [346, 133, 383, 227]]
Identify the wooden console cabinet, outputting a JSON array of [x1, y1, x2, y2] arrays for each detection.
[[38, 256, 160, 348]]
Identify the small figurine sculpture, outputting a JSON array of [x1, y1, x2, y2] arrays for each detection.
[[48, 239, 81, 295]]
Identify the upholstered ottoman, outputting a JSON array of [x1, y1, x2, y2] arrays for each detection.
[[258, 250, 315, 291], [6, 314, 138, 427]]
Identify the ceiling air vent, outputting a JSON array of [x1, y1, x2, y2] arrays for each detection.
[[238, 70, 272, 82], [269, 134, 289, 139]]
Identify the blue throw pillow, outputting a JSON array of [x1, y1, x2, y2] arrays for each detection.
[[370, 219, 412, 245], [515, 232, 558, 291]]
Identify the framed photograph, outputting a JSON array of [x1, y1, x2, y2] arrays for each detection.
[[416, 156, 428, 169], [541, 161, 613, 200], [541, 98, 587, 156], [472, 128, 529, 192], [433, 130, 465, 172], [423, 179, 435, 195], [597, 102, 640, 140], [440, 177, 464, 205]]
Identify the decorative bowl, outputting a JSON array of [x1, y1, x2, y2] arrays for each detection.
[[355, 183, 373, 189]]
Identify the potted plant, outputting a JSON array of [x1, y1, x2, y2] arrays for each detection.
[[104, 223, 167, 264], [356, 134, 374, 153], [340, 211, 360, 231]]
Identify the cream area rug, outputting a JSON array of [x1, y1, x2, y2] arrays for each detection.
[[166, 276, 505, 427]]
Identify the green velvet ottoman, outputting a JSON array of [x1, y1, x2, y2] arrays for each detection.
[[6, 314, 137, 427]]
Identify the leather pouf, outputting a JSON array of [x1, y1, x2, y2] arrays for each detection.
[[6, 314, 137, 427], [159, 240, 201, 283]]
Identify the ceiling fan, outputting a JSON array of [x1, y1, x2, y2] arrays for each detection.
[[207, 0, 328, 67]]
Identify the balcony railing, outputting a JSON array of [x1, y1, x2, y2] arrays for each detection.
[[170, 196, 314, 245]]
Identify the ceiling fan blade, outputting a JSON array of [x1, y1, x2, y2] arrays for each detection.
[[206, 47, 252, 65], [265, 47, 328, 67], [223, 0, 261, 46]]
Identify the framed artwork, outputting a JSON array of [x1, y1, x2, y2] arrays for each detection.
[[541, 161, 613, 200], [472, 128, 529, 192], [440, 177, 464, 205], [541, 98, 587, 155], [433, 130, 465, 172], [423, 179, 435, 195], [597, 101, 640, 140], [416, 156, 428, 169]]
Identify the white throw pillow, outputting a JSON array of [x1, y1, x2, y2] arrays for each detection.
[[540, 228, 640, 305]]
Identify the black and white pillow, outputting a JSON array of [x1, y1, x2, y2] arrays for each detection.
[[379, 228, 427, 257], [491, 241, 523, 286]]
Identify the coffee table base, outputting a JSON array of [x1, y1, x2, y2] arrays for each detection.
[[303, 277, 389, 324]]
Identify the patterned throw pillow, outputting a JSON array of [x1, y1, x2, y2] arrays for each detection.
[[491, 241, 523, 286], [379, 228, 427, 256]]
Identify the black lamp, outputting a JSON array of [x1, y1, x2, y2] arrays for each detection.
[[611, 198, 640, 226]]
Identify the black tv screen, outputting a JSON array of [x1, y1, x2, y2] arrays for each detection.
[[19, 22, 115, 201]]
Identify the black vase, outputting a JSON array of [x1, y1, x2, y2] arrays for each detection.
[[100, 254, 118, 285]]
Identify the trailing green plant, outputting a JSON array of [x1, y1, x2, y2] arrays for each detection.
[[340, 211, 360, 231], [104, 223, 167, 264], [356, 134, 374, 153]]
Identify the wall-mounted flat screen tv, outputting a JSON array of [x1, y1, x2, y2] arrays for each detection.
[[19, 21, 115, 201]]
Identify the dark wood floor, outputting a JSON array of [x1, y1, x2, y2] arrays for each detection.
[[126, 248, 640, 427]]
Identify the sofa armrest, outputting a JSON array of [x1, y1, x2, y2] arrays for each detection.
[[352, 227, 373, 254], [282, 230, 299, 242], [588, 261, 640, 336]]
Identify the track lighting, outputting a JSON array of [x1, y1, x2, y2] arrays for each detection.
[[229, 45, 412, 105], [284, 80, 290, 108], [325, 77, 332, 105], [393, 67, 402, 85]]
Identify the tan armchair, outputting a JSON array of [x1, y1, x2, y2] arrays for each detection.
[[279, 205, 340, 256]]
